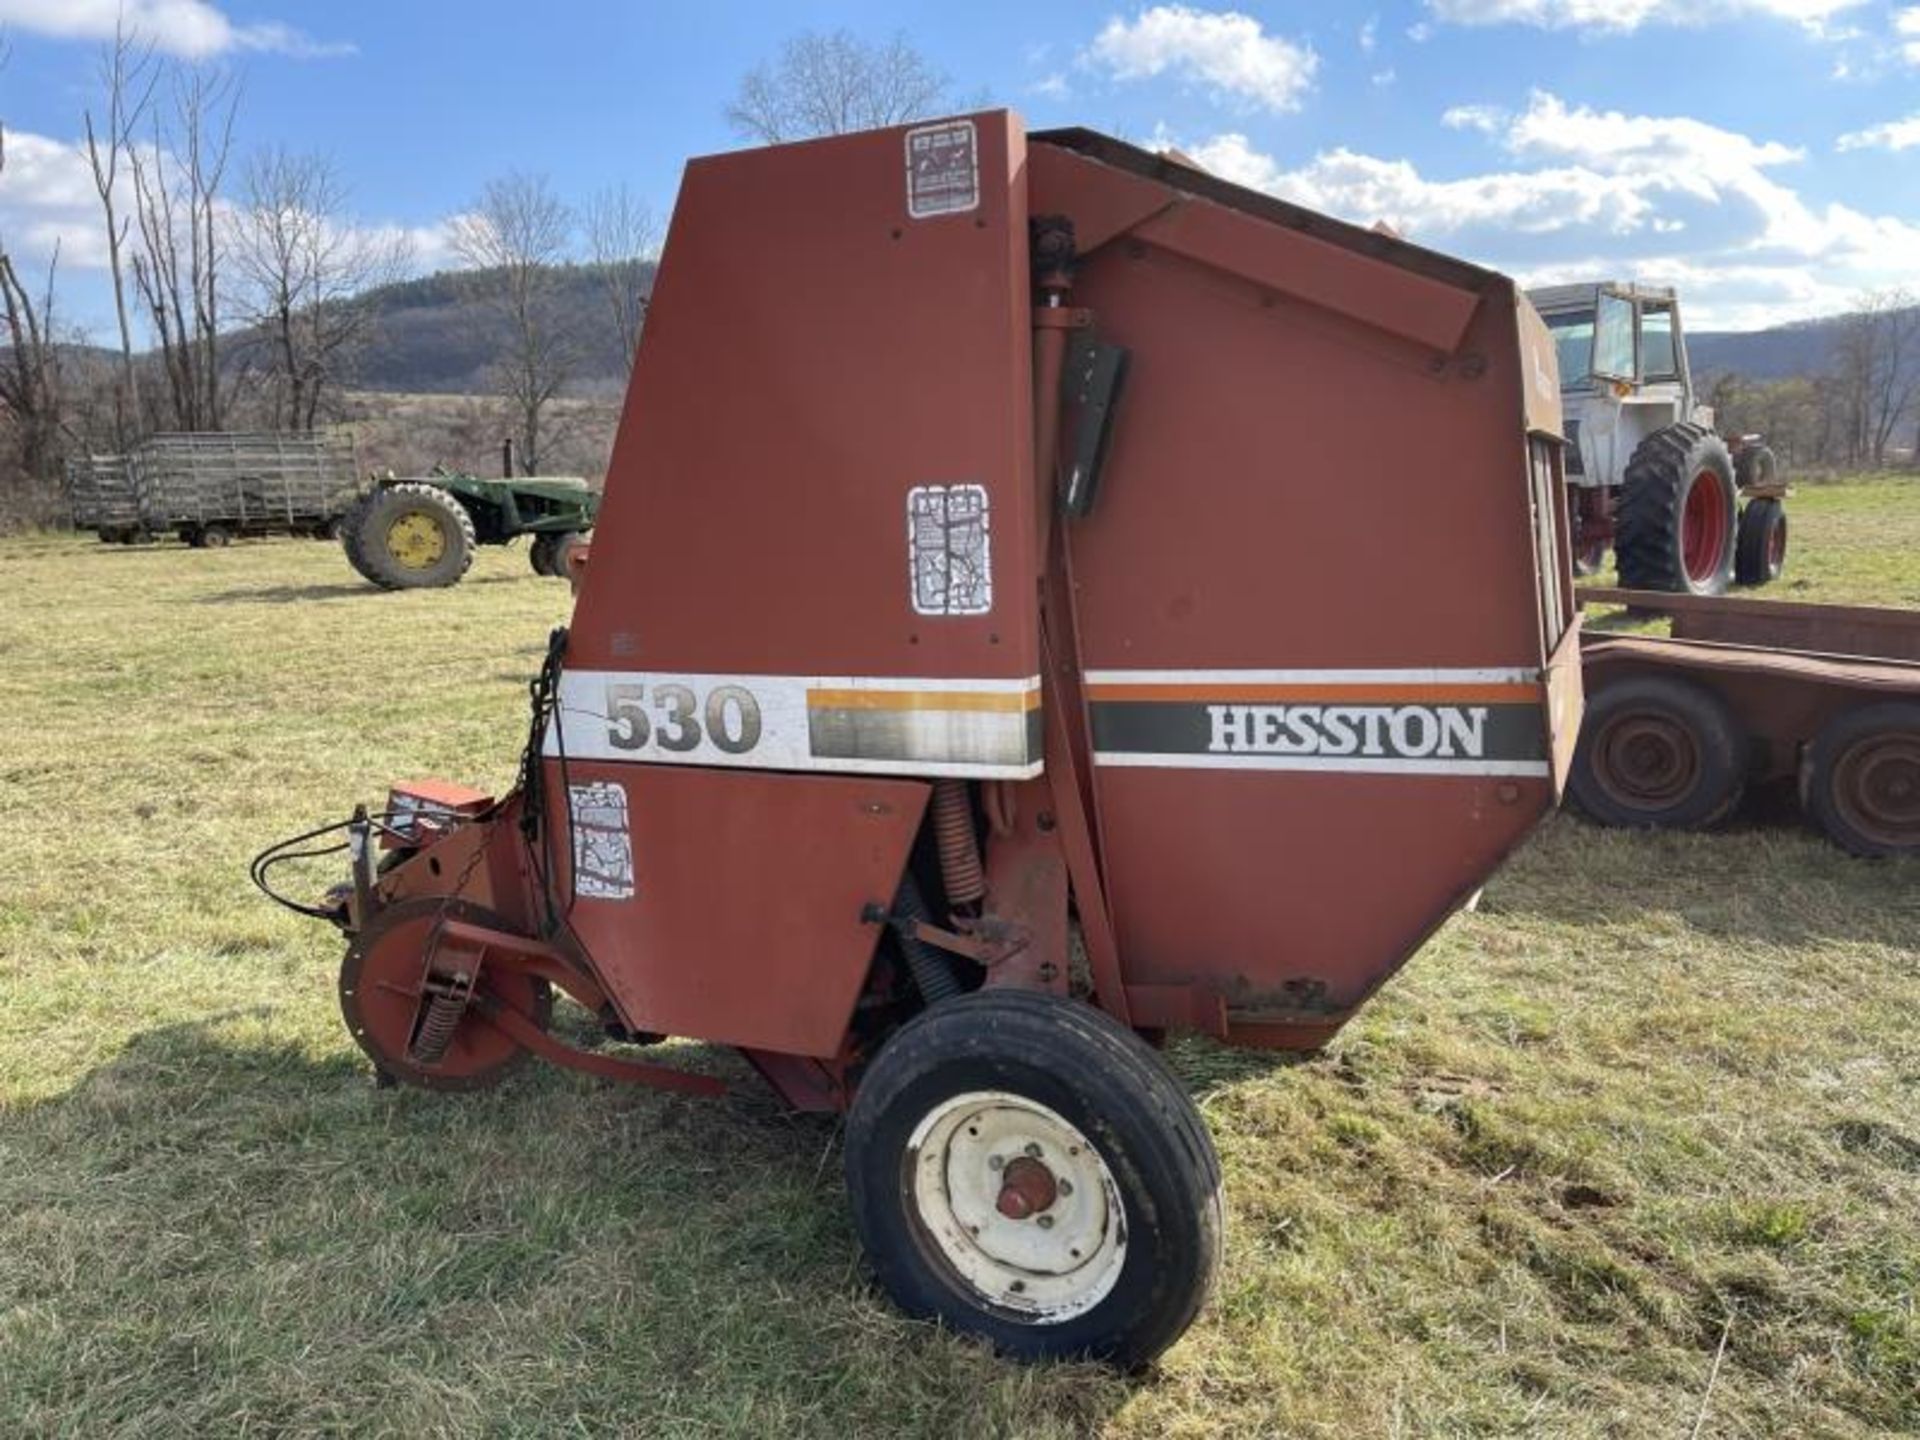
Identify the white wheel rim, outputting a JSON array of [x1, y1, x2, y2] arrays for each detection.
[[905, 1089, 1127, 1324]]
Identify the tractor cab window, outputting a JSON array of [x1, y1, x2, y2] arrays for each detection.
[[1592, 293, 1635, 381], [1545, 310, 1596, 388], [1639, 304, 1679, 381]]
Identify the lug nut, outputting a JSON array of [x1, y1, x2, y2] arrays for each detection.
[[1024, 1143, 1042, 1158], [1038, 1215, 1054, 1229], [988, 1155, 1004, 1171], [1058, 1179, 1073, 1196]]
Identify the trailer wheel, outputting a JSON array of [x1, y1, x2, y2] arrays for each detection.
[[349, 482, 477, 589], [1616, 424, 1738, 596], [844, 989, 1222, 1369], [199, 524, 232, 549], [1803, 702, 1920, 857], [1570, 675, 1746, 831], [1734, 499, 1787, 586]]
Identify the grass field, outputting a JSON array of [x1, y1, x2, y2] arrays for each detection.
[[2, 479, 1916, 1437]]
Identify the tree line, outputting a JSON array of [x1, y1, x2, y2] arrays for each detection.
[[1706, 290, 1920, 473], [0, 18, 663, 521]]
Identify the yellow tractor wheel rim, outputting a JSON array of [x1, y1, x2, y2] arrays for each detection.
[[386, 511, 448, 570]]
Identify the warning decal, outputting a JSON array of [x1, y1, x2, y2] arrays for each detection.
[[568, 781, 635, 899], [908, 483, 993, 616], [904, 119, 979, 219]]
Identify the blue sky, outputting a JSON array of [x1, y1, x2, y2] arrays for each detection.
[[3, 1, 1919, 335]]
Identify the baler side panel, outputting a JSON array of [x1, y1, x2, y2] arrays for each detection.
[[1033, 144, 1564, 1043], [541, 763, 930, 1057]]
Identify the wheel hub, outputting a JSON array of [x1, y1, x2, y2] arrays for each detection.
[[907, 1090, 1127, 1323], [1681, 468, 1729, 585], [1593, 711, 1698, 808], [1834, 735, 1920, 847], [387, 511, 447, 570]]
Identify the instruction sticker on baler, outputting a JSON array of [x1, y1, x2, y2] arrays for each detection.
[[904, 120, 979, 218], [568, 781, 634, 899], [908, 484, 993, 615]]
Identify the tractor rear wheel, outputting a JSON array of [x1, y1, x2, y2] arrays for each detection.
[[348, 482, 477, 589], [1569, 675, 1746, 831], [844, 988, 1222, 1369], [1615, 423, 1738, 595], [1734, 498, 1787, 586], [1802, 702, 1920, 857]]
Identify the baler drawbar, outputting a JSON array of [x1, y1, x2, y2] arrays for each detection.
[[259, 112, 1583, 1366]]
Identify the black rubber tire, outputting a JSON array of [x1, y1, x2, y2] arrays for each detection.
[[545, 530, 583, 581], [199, 524, 232, 549], [528, 534, 557, 577], [844, 988, 1223, 1370], [1569, 674, 1747, 830], [1802, 702, 1920, 857], [1734, 498, 1787, 587], [1616, 423, 1738, 596], [348, 482, 476, 589], [1734, 442, 1778, 492]]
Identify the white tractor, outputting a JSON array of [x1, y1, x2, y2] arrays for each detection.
[[1527, 282, 1788, 595]]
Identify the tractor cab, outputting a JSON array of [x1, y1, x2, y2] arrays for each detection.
[[1526, 281, 1786, 594]]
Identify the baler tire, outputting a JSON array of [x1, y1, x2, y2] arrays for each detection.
[[1734, 498, 1787, 586], [844, 988, 1222, 1370], [351, 482, 477, 589], [1569, 675, 1746, 832], [1615, 423, 1738, 596], [1802, 702, 1920, 857]]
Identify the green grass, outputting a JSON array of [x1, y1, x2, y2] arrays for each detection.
[[2, 484, 1918, 1437]]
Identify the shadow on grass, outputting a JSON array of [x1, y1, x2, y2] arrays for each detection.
[[0, 1008, 1146, 1431], [196, 582, 372, 604]]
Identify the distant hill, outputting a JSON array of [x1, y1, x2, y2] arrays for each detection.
[[340, 263, 653, 396], [1688, 316, 1844, 383]]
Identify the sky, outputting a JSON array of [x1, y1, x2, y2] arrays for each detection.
[[2, 0, 1919, 336]]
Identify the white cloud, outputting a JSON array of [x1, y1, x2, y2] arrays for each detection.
[[1032, 71, 1073, 101], [1161, 91, 1920, 327], [1442, 103, 1506, 133], [1359, 16, 1379, 52], [1425, 0, 1864, 36], [1085, 6, 1318, 113], [0, 0, 351, 59], [1898, 5, 1920, 63], [1371, 67, 1398, 86], [1837, 113, 1920, 150]]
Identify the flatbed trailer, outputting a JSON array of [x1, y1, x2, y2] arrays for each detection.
[[1572, 586, 1920, 856]]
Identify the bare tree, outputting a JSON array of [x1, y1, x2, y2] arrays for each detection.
[[0, 35, 69, 502], [583, 184, 656, 379], [82, 16, 156, 440], [727, 30, 951, 143], [451, 173, 575, 472], [231, 148, 410, 429], [129, 64, 240, 431]]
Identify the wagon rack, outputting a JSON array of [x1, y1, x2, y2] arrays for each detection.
[[64, 430, 361, 546], [1572, 586, 1920, 855]]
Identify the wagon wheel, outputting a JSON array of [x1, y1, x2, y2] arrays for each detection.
[[1803, 702, 1920, 857], [844, 989, 1222, 1369], [339, 897, 552, 1090], [1568, 675, 1746, 831]]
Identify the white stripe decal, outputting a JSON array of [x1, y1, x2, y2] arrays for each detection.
[[1081, 666, 1542, 686], [547, 670, 1042, 779], [1092, 752, 1552, 777]]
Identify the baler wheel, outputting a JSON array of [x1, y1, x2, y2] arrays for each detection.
[[1803, 702, 1920, 857], [1615, 423, 1738, 595], [1734, 498, 1787, 586], [349, 482, 477, 589], [1569, 675, 1746, 832], [340, 897, 553, 1090], [844, 989, 1222, 1369]]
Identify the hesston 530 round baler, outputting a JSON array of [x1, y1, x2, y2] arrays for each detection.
[[258, 114, 1584, 1367]]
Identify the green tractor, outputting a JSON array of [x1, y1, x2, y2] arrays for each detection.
[[342, 467, 599, 589]]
